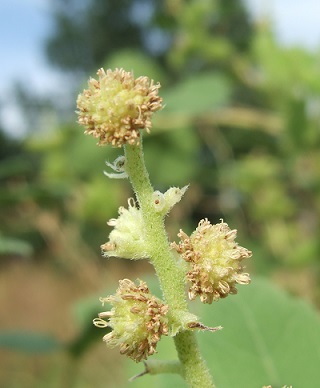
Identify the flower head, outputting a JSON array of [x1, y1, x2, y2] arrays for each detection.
[[101, 198, 148, 259], [93, 279, 169, 362], [76, 68, 162, 147], [172, 219, 252, 304]]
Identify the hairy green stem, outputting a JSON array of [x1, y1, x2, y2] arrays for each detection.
[[124, 142, 187, 311], [124, 141, 215, 388], [174, 331, 214, 388]]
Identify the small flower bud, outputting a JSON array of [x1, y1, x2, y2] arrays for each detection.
[[152, 191, 165, 212], [172, 219, 252, 304], [93, 279, 169, 362], [76, 68, 162, 147], [101, 198, 148, 259], [163, 185, 189, 213], [152, 185, 189, 215]]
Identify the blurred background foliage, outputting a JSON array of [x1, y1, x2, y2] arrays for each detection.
[[1, 0, 320, 387]]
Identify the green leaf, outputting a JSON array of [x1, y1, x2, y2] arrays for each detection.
[[0, 332, 62, 353], [198, 277, 320, 387], [144, 126, 201, 186], [160, 72, 231, 117], [105, 49, 167, 84], [126, 278, 320, 387], [0, 235, 33, 257]]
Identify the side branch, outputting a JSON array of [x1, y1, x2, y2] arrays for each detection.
[[129, 359, 183, 382]]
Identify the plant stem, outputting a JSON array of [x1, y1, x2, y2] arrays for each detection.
[[174, 331, 215, 388], [124, 141, 215, 388], [124, 142, 187, 311]]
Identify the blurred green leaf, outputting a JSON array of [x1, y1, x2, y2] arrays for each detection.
[[144, 127, 201, 187], [0, 155, 33, 179], [106, 49, 167, 84], [285, 97, 307, 150], [160, 72, 231, 117], [253, 28, 320, 96], [0, 332, 62, 353], [77, 177, 123, 224], [199, 277, 320, 387], [0, 235, 33, 257]]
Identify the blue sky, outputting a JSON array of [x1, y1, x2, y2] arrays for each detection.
[[1, 0, 320, 135], [0, 0, 63, 134], [1, 0, 58, 93], [246, 0, 320, 49]]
